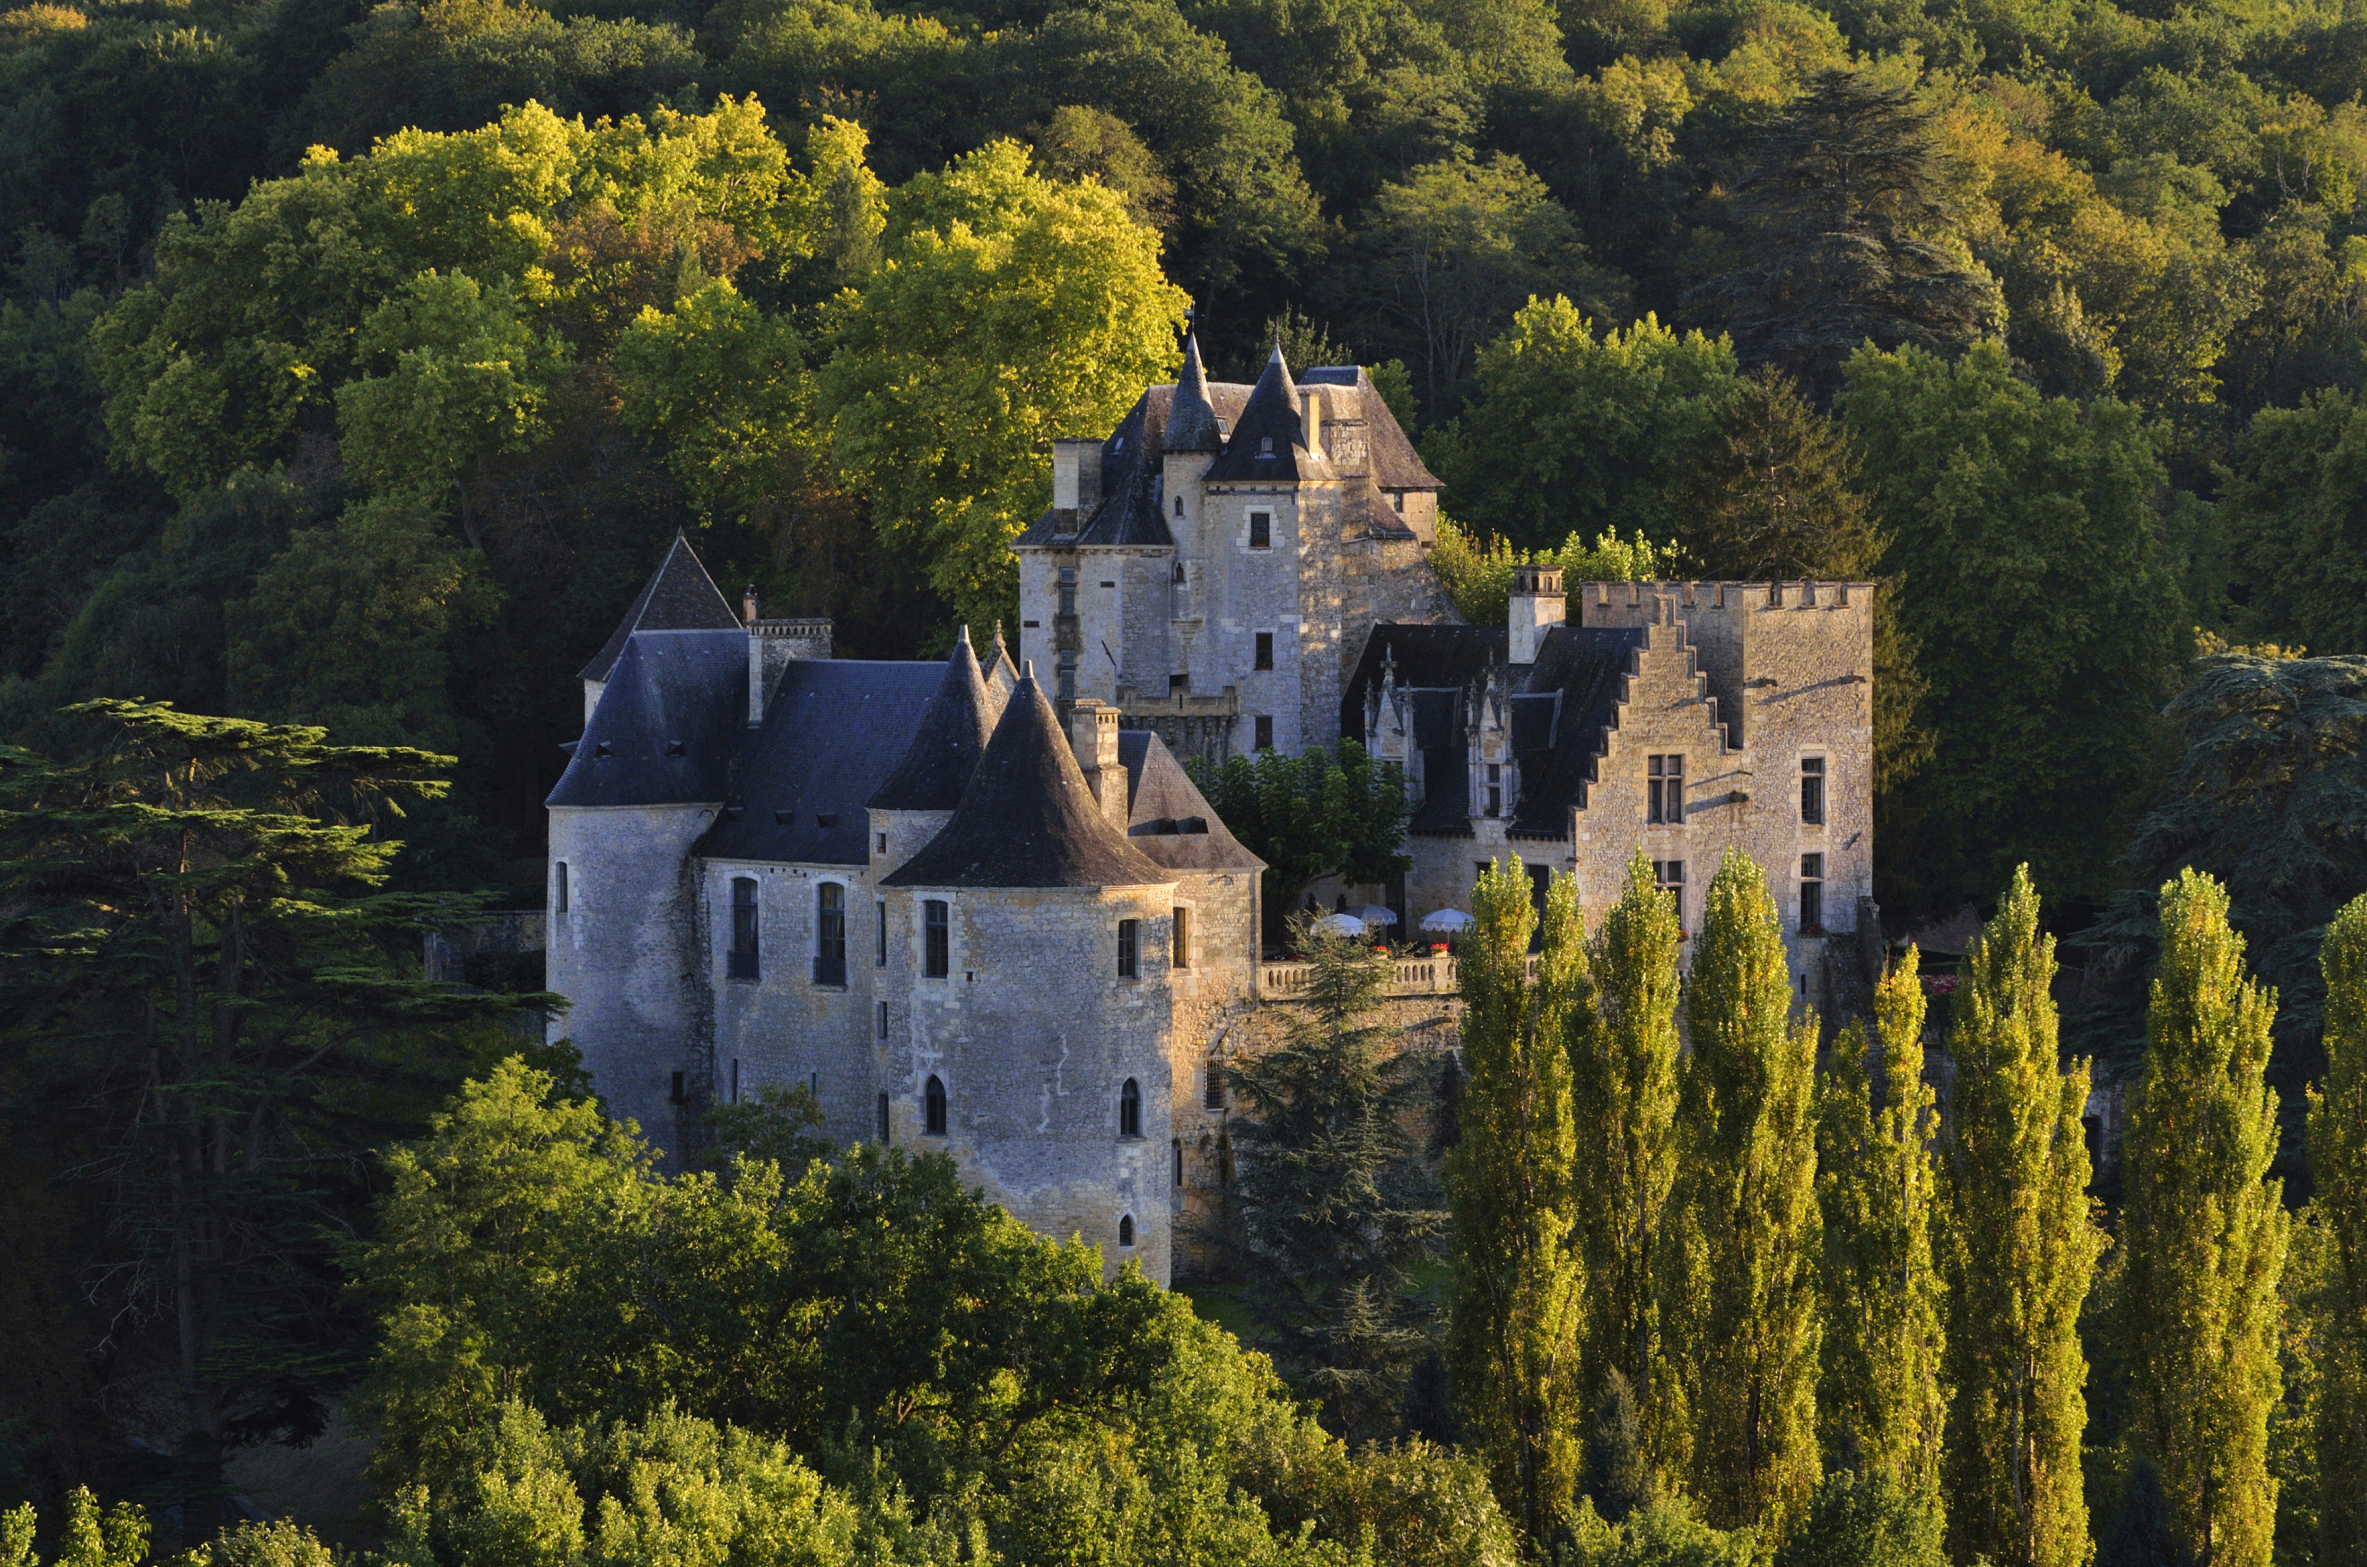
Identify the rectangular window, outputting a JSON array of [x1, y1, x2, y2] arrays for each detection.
[[1170, 673, 1189, 695], [877, 831, 887, 853], [1486, 762, 1502, 818], [1205, 1063, 1226, 1110], [878, 1091, 891, 1145], [1647, 754, 1685, 824], [1173, 906, 1191, 969], [1254, 715, 1274, 751], [730, 1058, 740, 1105], [729, 877, 760, 980], [877, 901, 888, 965], [1800, 853, 1824, 934], [1254, 631, 1274, 670], [553, 861, 569, 914], [1118, 918, 1140, 978], [670, 1071, 687, 1104], [815, 883, 846, 985], [1801, 755, 1826, 826], [924, 900, 949, 978], [1653, 860, 1686, 932], [1248, 511, 1272, 549], [877, 999, 888, 1039]]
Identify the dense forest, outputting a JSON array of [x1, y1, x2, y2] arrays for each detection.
[[5, 0, 2367, 1557]]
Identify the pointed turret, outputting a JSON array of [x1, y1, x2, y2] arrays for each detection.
[[883, 666, 1169, 889], [577, 534, 742, 724], [869, 627, 995, 811], [984, 623, 1019, 717], [1204, 344, 1318, 483], [1162, 333, 1223, 452]]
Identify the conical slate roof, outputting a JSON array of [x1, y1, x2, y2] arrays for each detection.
[[1204, 345, 1315, 483], [983, 624, 1019, 718], [883, 669, 1170, 889], [868, 627, 995, 811], [1161, 333, 1223, 452], [578, 534, 742, 682]]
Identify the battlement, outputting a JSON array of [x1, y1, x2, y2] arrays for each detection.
[[1578, 582, 1872, 750], [1577, 580, 1876, 618], [748, 617, 834, 722]]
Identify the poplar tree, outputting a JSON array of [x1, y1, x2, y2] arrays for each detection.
[[1815, 947, 1946, 1505], [1940, 866, 2104, 1567], [1447, 857, 1588, 1541], [1574, 851, 1683, 1473], [2313, 892, 2367, 1565], [1665, 850, 1823, 1531], [2119, 868, 2288, 1567]]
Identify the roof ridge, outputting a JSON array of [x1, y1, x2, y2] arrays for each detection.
[[577, 534, 742, 683], [867, 627, 995, 812]]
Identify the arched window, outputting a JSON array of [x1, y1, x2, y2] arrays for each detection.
[[924, 1074, 947, 1136], [1119, 1077, 1142, 1138], [815, 883, 846, 984], [1118, 1214, 1136, 1247], [728, 877, 759, 979]]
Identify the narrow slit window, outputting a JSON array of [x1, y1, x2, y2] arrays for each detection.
[[730, 1059, 740, 1104], [554, 861, 569, 914], [1486, 762, 1502, 818], [1800, 853, 1824, 934], [814, 883, 846, 985], [1120, 1077, 1142, 1137], [1118, 918, 1140, 978], [1173, 1139, 1184, 1186], [924, 900, 949, 978], [1173, 907, 1191, 969], [924, 1074, 947, 1136], [876, 901, 887, 966], [1801, 755, 1826, 826], [878, 1091, 890, 1145], [729, 877, 760, 980], [876, 999, 888, 1039], [670, 1071, 687, 1104]]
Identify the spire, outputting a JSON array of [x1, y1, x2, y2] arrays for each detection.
[[868, 627, 995, 812], [577, 533, 741, 683], [881, 672, 1169, 890], [1162, 332, 1223, 452], [984, 624, 1020, 718], [1203, 343, 1311, 484]]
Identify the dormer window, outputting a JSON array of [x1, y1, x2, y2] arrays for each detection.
[[1217, 418, 1230, 434], [1114, 436, 1125, 451], [1259, 436, 1274, 454]]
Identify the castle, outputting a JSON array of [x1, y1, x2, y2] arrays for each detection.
[[543, 340, 1874, 1288]]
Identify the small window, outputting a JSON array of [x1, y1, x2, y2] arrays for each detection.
[[670, 1071, 687, 1104], [1173, 906, 1191, 969], [1118, 918, 1140, 978], [1170, 673, 1189, 695], [729, 877, 760, 980], [1174, 1138, 1184, 1186], [878, 1091, 891, 1144], [1486, 762, 1502, 819], [1120, 1077, 1142, 1137], [1259, 435, 1274, 454], [815, 883, 846, 985], [1249, 512, 1271, 550], [1800, 853, 1825, 934], [1801, 756, 1826, 826], [1173, 561, 1186, 583], [1118, 1214, 1136, 1247], [1175, 495, 1184, 516], [1255, 715, 1274, 751], [925, 900, 949, 978], [877, 831, 887, 853], [877, 901, 887, 965], [1254, 631, 1274, 670], [925, 1074, 947, 1136], [877, 1000, 889, 1039], [1205, 1062, 1225, 1110], [731, 1059, 740, 1104], [1648, 754, 1685, 825], [1392, 491, 1405, 513], [554, 861, 570, 914], [1653, 860, 1686, 932]]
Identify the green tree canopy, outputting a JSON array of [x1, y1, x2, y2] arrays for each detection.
[[1185, 739, 1410, 942]]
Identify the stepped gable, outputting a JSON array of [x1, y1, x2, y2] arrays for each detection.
[[698, 659, 944, 865], [884, 670, 1171, 890], [1162, 333, 1224, 452], [868, 628, 995, 812], [1117, 731, 1264, 873], [1204, 345, 1325, 483], [578, 533, 742, 684], [549, 630, 748, 807]]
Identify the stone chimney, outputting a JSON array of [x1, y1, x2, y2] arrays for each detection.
[[741, 583, 759, 624], [1051, 437, 1100, 534], [1298, 387, 1324, 460], [1068, 699, 1128, 829], [1508, 563, 1565, 665]]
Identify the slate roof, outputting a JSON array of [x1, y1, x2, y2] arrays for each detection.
[[1118, 731, 1264, 873], [883, 673, 1172, 889], [548, 630, 749, 808], [1339, 621, 1646, 839], [698, 659, 946, 865], [868, 630, 995, 813], [1204, 346, 1329, 484], [1162, 334, 1223, 452], [578, 534, 742, 683]]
